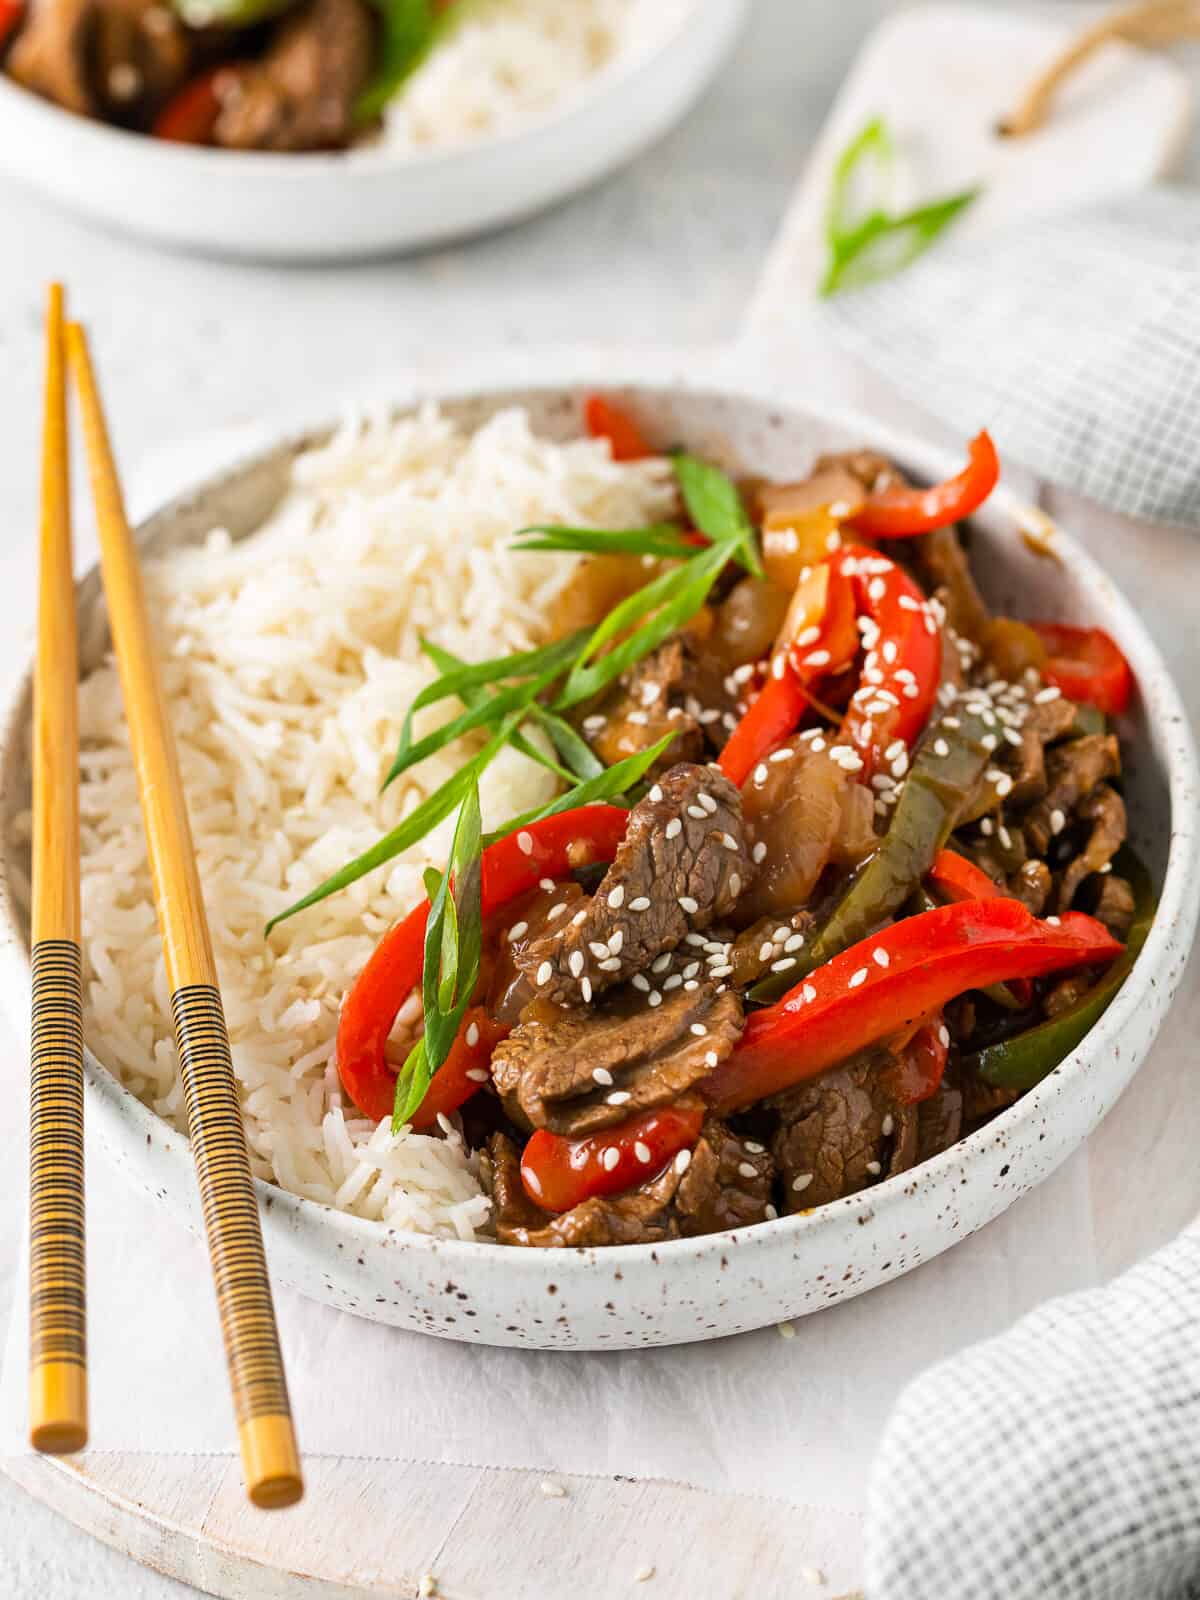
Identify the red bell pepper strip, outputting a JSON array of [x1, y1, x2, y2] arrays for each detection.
[[717, 563, 857, 787], [926, 849, 1001, 903], [702, 898, 1122, 1115], [878, 1018, 950, 1107], [520, 1104, 705, 1214], [925, 849, 1034, 1004], [408, 1008, 509, 1132], [336, 805, 630, 1122], [846, 430, 1000, 539], [152, 68, 230, 144], [1029, 623, 1133, 717], [584, 395, 653, 462], [835, 545, 941, 779], [0, 0, 23, 50]]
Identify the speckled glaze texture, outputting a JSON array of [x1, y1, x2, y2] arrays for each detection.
[[0, 350, 1195, 1350]]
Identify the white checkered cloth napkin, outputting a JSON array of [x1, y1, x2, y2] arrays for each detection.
[[866, 1221, 1200, 1599], [823, 189, 1200, 529]]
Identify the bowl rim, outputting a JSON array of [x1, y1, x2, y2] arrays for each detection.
[[2, 367, 1196, 1279], [0, 0, 726, 178]]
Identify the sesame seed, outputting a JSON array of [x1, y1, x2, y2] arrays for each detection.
[[881, 1114, 894, 1136], [998, 825, 1013, 849], [753, 841, 767, 863], [770, 747, 795, 763], [609, 930, 624, 955], [601, 1148, 619, 1172], [803, 649, 832, 668], [648, 784, 664, 803], [903, 682, 920, 699], [848, 967, 869, 988], [738, 1162, 758, 1180], [868, 577, 886, 602], [1034, 685, 1062, 704], [885, 739, 905, 760], [508, 921, 528, 941], [981, 733, 998, 751], [517, 832, 534, 855], [524, 1167, 543, 1196], [663, 974, 682, 991], [687, 805, 707, 820], [465, 1021, 481, 1048], [933, 738, 950, 757], [589, 940, 610, 959], [811, 737, 827, 753], [675, 1148, 692, 1175], [759, 941, 775, 962], [607, 1090, 632, 1106], [607, 885, 625, 910], [866, 1160, 882, 1176], [535, 961, 553, 986], [942, 716, 960, 729], [1050, 808, 1067, 835], [1046, 915, 1062, 926], [995, 773, 1014, 798], [704, 1050, 719, 1067], [466, 1068, 489, 1083], [1100, 861, 1113, 874], [648, 990, 662, 1008], [679, 895, 699, 914], [873, 947, 890, 967], [802, 984, 817, 1003], [938, 1024, 951, 1047], [581, 977, 593, 1002], [634, 1565, 656, 1583], [572, 909, 588, 926], [825, 529, 841, 551], [598, 958, 622, 972], [898, 594, 920, 611], [665, 818, 682, 840], [796, 625, 820, 648], [633, 1142, 652, 1166], [592, 1068, 615, 1088], [547, 903, 566, 921], [753, 763, 769, 785], [792, 1173, 813, 1193], [568, 951, 585, 978], [583, 715, 606, 734], [770, 957, 797, 974], [1003, 726, 1023, 746], [627, 710, 649, 726], [685, 979, 699, 991], [632, 974, 650, 992], [690, 1023, 708, 1037], [709, 964, 734, 977], [785, 933, 805, 952], [697, 791, 718, 814], [630, 895, 651, 911], [729, 873, 742, 896]]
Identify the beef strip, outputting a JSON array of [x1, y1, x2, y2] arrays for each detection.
[[1094, 873, 1136, 941], [584, 637, 707, 775], [1023, 734, 1122, 856], [1009, 858, 1052, 915], [770, 1055, 918, 1211], [1007, 694, 1078, 807], [490, 982, 742, 1137], [517, 762, 753, 1007], [1057, 784, 1126, 911], [487, 880, 587, 1026], [1044, 972, 1094, 1018], [8, 0, 190, 120], [913, 526, 991, 645], [485, 1120, 773, 1248], [917, 1077, 963, 1163], [213, 0, 372, 151], [961, 1073, 1019, 1126]]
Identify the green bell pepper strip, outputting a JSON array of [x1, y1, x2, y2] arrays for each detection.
[[965, 851, 1155, 1091], [749, 699, 999, 1002]]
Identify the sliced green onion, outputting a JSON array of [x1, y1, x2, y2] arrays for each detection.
[[672, 453, 764, 579], [510, 523, 695, 561]]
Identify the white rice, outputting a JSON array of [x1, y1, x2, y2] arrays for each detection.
[[68, 405, 675, 1236], [377, 0, 693, 156]]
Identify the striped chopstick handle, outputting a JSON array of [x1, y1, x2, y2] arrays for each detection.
[[28, 938, 86, 1453], [171, 984, 301, 1505]]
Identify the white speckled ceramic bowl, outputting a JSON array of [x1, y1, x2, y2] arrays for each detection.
[[0, 349, 1196, 1349], [0, 0, 745, 261]]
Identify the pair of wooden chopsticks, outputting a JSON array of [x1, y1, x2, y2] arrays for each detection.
[[28, 285, 303, 1510]]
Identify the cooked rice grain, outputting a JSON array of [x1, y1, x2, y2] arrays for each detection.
[[68, 405, 674, 1236]]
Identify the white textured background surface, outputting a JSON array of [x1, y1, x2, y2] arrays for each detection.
[[1, 2, 1198, 1594]]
